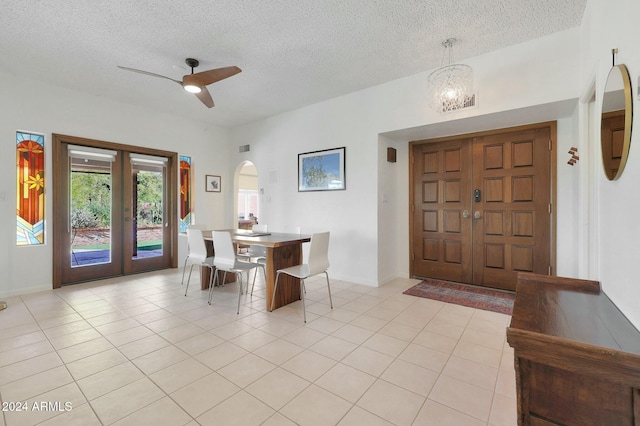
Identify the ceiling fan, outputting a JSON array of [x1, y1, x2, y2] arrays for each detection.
[[117, 58, 241, 108]]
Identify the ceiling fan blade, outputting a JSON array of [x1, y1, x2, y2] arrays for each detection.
[[117, 66, 181, 84], [195, 86, 214, 108], [183, 66, 241, 87]]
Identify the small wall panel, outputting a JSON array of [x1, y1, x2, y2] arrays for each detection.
[[444, 210, 461, 233], [423, 181, 438, 203], [484, 145, 504, 170], [513, 211, 534, 237], [485, 244, 505, 269], [512, 245, 534, 271], [485, 178, 504, 202], [512, 176, 534, 202], [444, 149, 461, 172], [512, 140, 534, 167], [423, 211, 438, 232], [444, 180, 461, 203], [424, 152, 439, 174], [423, 239, 439, 261], [484, 211, 504, 235], [612, 129, 624, 159], [444, 240, 462, 264]]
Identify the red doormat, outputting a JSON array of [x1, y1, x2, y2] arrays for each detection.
[[403, 278, 515, 315]]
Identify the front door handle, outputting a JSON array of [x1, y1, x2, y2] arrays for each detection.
[[462, 210, 470, 219], [474, 211, 481, 219]]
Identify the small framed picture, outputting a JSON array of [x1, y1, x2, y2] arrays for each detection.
[[298, 147, 346, 192], [205, 175, 221, 192]]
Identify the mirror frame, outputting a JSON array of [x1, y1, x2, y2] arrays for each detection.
[[601, 64, 633, 181]]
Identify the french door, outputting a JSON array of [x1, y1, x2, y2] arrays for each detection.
[[410, 123, 555, 291], [53, 134, 177, 287]]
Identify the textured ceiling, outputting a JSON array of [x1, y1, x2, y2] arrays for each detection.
[[1, 0, 586, 128]]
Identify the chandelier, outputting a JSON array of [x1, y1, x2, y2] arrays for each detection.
[[427, 38, 475, 113]]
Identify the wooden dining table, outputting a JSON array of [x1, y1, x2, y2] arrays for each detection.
[[203, 230, 311, 311]]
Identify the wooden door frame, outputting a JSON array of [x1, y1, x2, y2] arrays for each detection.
[[409, 121, 557, 280], [52, 134, 178, 288]]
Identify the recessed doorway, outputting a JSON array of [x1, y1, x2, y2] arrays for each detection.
[[236, 161, 260, 230], [409, 122, 556, 291]]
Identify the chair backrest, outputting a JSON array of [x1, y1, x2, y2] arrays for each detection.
[[252, 224, 268, 233], [213, 231, 237, 269], [307, 232, 330, 276], [250, 224, 268, 256], [186, 228, 208, 262]]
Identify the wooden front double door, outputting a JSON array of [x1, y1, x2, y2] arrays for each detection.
[[410, 123, 555, 291]]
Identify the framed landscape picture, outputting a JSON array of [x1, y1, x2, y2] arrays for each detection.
[[205, 175, 221, 192], [298, 147, 346, 192]]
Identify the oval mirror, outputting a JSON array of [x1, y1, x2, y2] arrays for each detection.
[[601, 64, 633, 180]]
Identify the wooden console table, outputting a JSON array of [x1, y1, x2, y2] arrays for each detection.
[[507, 272, 640, 425]]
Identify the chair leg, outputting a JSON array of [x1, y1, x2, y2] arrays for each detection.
[[324, 271, 333, 309], [180, 255, 190, 285], [300, 279, 306, 323], [270, 271, 281, 312], [206, 266, 214, 304], [184, 264, 195, 296], [237, 272, 244, 315], [251, 264, 265, 296], [251, 267, 257, 295], [208, 269, 219, 305]]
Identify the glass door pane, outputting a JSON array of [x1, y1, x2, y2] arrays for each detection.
[[56, 142, 122, 285], [124, 154, 171, 274], [133, 165, 164, 260], [70, 156, 113, 267]]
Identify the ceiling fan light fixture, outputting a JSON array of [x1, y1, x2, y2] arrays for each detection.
[[117, 57, 241, 108], [183, 84, 202, 94]]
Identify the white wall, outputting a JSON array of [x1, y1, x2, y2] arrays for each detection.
[[0, 71, 231, 297], [5, 0, 638, 331], [229, 28, 583, 287], [580, 0, 640, 328]]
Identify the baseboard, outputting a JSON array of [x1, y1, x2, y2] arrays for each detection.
[[0, 283, 51, 299]]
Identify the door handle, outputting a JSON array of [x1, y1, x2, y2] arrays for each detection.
[[462, 210, 470, 219], [474, 211, 482, 219]]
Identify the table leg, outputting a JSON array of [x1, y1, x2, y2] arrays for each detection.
[[266, 244, 302, 311]]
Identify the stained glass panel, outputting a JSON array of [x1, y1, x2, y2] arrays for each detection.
[[16, 131, 45, 245], [179, 155, 192, 233]]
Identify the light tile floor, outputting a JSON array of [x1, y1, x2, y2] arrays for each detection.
[[0, 269, 517, 425]]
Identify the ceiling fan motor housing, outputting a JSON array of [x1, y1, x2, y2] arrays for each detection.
[[185, 58, 199, 69]]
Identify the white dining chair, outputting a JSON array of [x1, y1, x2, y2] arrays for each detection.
[[237, 224, 268, 294], [209, 230, 265, 314], [271, 231, 332, 322], [181, 224, 207, 286], [183, 227, 215, 297]]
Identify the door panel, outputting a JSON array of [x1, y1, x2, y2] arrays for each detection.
[[124, 155, 171, 274], [61, 150, 123, 284], [601, 110, 625, 178], [412, 139, 473, 283], [410, 124, 553, 291], [472, 128, 551, 290]]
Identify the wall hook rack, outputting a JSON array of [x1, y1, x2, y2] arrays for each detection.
[[567, 146, 579, 166]]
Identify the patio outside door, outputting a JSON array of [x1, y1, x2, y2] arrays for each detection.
[[53, 134, 177, 287]]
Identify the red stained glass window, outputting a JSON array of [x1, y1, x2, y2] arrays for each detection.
[[17, 131, 45, 245]]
